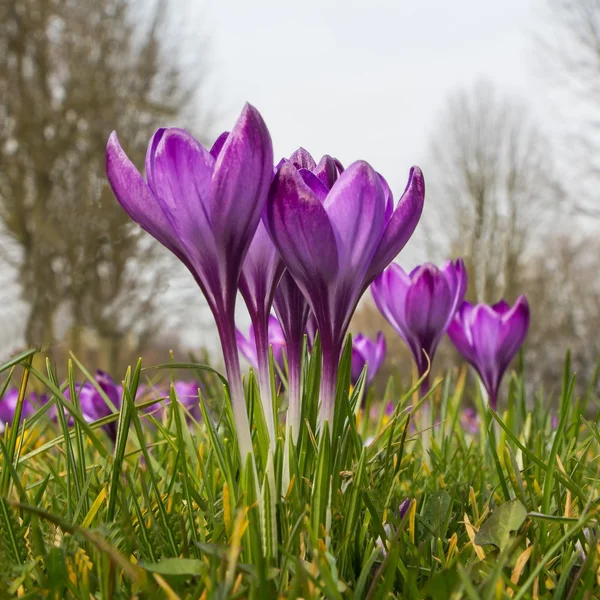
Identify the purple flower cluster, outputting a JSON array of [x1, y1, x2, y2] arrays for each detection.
[[106, 102, 530, 456], [0, 372, 202, 437]]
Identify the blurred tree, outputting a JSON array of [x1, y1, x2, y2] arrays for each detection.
[[537, 0, 600, 216], [0, 0, 209, 371], [422, 81, 558, 303]]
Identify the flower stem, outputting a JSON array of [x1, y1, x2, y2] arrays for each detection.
[[253, 313, 277, 447], [285, 341, 302, 444], [318, 341, 339, 437], [217, 310, 255, 465]]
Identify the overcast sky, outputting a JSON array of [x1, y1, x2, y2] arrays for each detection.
[[200, 0, 551, 192]]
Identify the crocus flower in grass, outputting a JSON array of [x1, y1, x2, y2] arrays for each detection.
[[67, 370, 121, 439], [351, 332, 386, 387], [237, 315, 287, 382], [173, 381, 201, 421], [0, 389, 36, 433], [460, 407, 480, 436], [372, 259, 467, 394], [106, 104, 273, 462], [267, 150, 424, 431], [448, 296, 530, 410]]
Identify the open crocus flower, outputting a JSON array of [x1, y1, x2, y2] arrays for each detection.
[[267, 150, 424, 430], [0, 389, 36, 433], [372, 259, 467, 393], [448, 296, 530, 410], [237, 315, 286, 381], [106, 104, 273, 462], [351, 332, 386, 387]]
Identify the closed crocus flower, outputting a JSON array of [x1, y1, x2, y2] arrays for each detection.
[[351, 332, 386, 387], [0, 389, 36, 433], [106, 104, 273, 462], [239, 219, 285, 446], [237, 315, 287, 381], [273, 271, 311, 442], [448, 296, 530, 410], [267, 149, 424, 431], [372, 259, 467, 393]]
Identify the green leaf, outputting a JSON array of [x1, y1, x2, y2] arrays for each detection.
[[420, 489, 452, 539], [474, 499, 527, 550], [140, 558, 204, 576]]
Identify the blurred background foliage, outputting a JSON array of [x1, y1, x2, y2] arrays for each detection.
[[1, 0, 600, 403]]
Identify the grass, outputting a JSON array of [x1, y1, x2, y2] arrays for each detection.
[[0, 344, 599, 599]]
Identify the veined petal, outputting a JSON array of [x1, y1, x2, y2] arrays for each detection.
[[364, 166, 425, 286], [267, 162, 339, 289], [211, 103, 274, 260], [323, 160, 386, 280], [313, 155, 339, 190], [289, 147, 317, 170], [210, 131, 230, 158], [239, 219, 285, 317], [106, 132, 188, 262], [151, 127, 216, 262], [298, 169, 329, 202]]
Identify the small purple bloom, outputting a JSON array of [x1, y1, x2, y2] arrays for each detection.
[[173, 381, 201, 421], [67, 370, 121, 439], [398, 497, 412, 520], [267, 149, 424, 430], [448, 296, 530, 409], [106, 103, 274, 462], [460, 407, 480, 435], [237, 315, 286, 379], [351, 332, 386, 387], [372, 259, 467, 393], [0, 389, 36, 433]]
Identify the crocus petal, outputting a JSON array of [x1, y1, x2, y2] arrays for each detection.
[[323, 160, 386, 279], [298, 169, 330, 202], [404, 266, 452, 357], [364, 166, 425, 286], [267, 162, 339, 289], [106, 132, 187, 262], [210, 103, 274, 261], [313, 155, 339, 189], [289, 147, 317, 170], [273, 270, 311, 349], [239, 219, 285, 317], [237, 329, 258, 369], [210, 131, 229, 158], [497, 296, 530, 370]]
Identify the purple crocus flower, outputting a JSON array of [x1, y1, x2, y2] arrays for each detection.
[[267, 150, 424, 431], [0, 389, 36, 433], [237, 315, 286, 380], [68, 370, 121, 439], [351, 332, 386, 387], [173, 381, 201, 421], [371, 259, 467, 394], [448, 296, 530, 409], [460, 407, 480, 435], [239, 219, 285, 446], [106, 104, 273, 462]]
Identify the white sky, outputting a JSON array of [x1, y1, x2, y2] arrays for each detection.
[[199, 0, 549, 194]]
